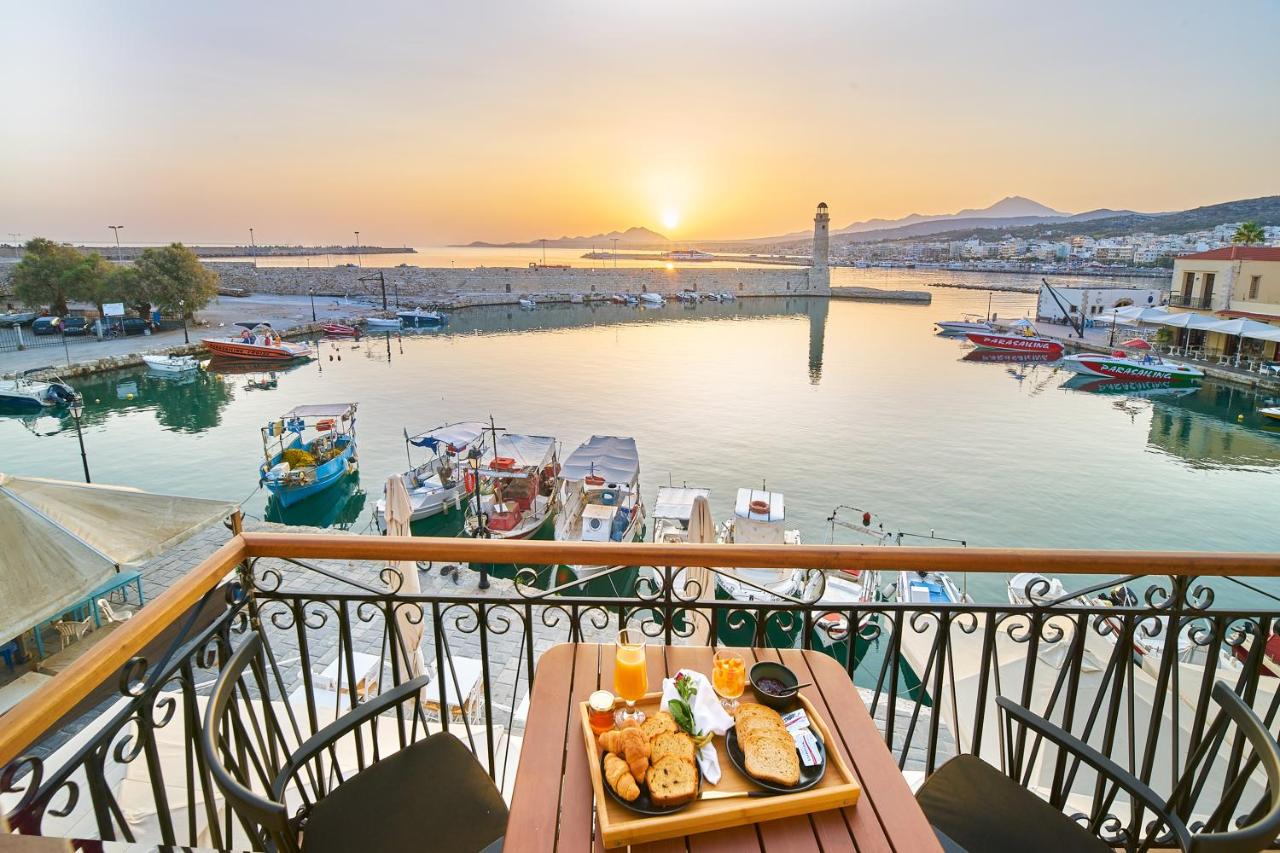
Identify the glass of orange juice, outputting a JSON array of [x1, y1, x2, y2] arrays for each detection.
[[712, 650, 746, 713], [613, 628, 648, 725]]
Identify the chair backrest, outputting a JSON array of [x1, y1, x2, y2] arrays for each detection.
[[98, 599, 119, 623]]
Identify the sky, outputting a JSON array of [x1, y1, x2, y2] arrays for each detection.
[[3, 1, 1279, 246]]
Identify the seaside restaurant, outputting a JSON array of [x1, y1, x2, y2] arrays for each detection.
[[1165, 246, 1280, 366]]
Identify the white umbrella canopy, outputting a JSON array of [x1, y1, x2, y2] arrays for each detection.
[[383, 475, 425, 680], [681, 495, 716, 645]]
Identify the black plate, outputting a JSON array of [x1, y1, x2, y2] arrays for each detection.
[[599, 752, 701, 816], [726, 720, 827, 793]]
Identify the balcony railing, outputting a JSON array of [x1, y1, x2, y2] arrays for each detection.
[[2, 533, 1279, 851], [1168, 293, 1215, 310]]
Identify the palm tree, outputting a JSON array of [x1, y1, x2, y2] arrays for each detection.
[[1231, 221, 1266, 245]]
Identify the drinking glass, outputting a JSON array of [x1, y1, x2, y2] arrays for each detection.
[[712, 650, 745, 713], [613, 628, 648, 725]]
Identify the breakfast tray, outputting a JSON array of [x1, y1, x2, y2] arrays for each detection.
[[579, 691, 861, 849]]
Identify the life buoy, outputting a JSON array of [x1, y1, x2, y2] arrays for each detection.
[[315, 419, 335, 431], [749, 499, 770, 515], [492, 456, 517, 471], [464, 470, 476, 493], [585, 474, 606, 486]]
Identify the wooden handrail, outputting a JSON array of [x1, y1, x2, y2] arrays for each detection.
[[243, 532, 1280, 577], [0, 536, 246, 769]]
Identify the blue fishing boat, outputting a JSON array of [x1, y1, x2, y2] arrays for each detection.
[[259, 403, 359, 507]]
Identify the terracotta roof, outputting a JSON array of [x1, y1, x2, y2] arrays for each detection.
[[1176, 246, 1280, 261], [1218, 309, 1280, 322]]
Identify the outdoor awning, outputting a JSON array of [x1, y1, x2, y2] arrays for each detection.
[[407, 421, 486, 452], [1099, 307, 1173, 325], [560, 436, 640, 484], [1152, 312, 1225, 330], [0, 474, 237, 646], [281, 403, 356, 420], [489, 434, 556, 469], [653, 486, 712, 521]]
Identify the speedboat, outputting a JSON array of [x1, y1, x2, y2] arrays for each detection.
[[518, 297, 537, 310], [463, 434, 560, 540], [1059, 352, 1204, 383], [0, 369, 79, 410], [259, 403, 359, 507], [935, 315, 995, 335], [1261, 407, 1280, 422], [718, 292, 735, 301], [320, 322, 361, 337], [365, 316, 401, 330], [677, 291, 699, 303], [142, 354, 200, 374], [966, 320, 1063, 357], [204, 325, 313, 361], [397, 308, 447, 327], [552, 436, 646, 596], [715, 488, 817, 649], [374, 421, 487, 532], [639, 293, 665, 306]]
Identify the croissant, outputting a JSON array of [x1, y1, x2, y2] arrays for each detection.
[[597, 729, 623, 753], [620, 727, 650, 782], [604, 752, 639, 801]]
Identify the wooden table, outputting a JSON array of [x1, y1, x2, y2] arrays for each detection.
[[507, 643, 942, 852]]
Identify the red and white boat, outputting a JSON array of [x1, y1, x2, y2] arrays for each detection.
[[203, 325, 314, 361], [1059, 353, 1204, 383], [320, 322, 361, 337], [966, 321, 1064, 357]]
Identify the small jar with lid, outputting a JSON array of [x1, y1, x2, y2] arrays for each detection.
[[588, 690, 616, 734]]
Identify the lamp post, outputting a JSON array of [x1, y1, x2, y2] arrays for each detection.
[[69, 398, 90, 483], [249, 227, 257, 268], [179, 299, 189, 344], [612, 237, 618, 268], [108, 225, 124, 263], [354, 231, 361, 267], [309, 289, 316, 321]]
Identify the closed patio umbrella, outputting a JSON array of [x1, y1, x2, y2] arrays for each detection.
[[682, 495, 716, 646], [384, 476, 426, 680]]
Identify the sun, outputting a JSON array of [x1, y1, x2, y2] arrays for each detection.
[[661, 209, 680, 230]]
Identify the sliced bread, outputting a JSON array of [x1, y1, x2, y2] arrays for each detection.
[[646, 755, 698, 807], [641, 711, 678, 740], [742, 731, 800, 787], [651, 731, 697, 766]]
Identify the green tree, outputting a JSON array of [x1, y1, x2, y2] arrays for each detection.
[[76, 253, 123, 318], [1232, 221, 1266, 245], [134, 243, 219, 316], [9, 238, 104, 316]]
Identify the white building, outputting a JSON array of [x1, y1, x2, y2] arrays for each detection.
[[1036, 284, 1167, 325]]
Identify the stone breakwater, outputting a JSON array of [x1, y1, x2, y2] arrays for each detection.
[[202, 262, 828, 305]]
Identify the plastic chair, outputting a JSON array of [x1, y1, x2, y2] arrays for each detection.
[[52, 617, 92, 649], [97, 599, 133, 624]]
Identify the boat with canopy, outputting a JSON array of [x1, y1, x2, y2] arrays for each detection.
[[259, 403, 358, 507], [463, 433, 560, 540], [374, 421, 487, 533], [552, 436, 646, 596]]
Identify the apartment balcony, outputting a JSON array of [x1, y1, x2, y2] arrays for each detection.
[[2, 533, 1280, 852], [1168, 293, 1215, 310]]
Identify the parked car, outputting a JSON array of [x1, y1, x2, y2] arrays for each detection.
[[61, 316, 90, 336], [104, 317, 151, 337], [31, 317, 61, 335]]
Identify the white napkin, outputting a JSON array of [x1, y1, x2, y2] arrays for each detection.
[[660, 668, 735, 784]]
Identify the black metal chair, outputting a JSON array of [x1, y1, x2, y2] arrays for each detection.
[[201, 632, 508, 853], [917, 682, 1280, 853]]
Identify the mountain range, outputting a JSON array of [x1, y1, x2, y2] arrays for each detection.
[[459, 226, 668, 249]]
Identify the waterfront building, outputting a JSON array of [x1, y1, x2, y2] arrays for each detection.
[[1036, 283, 1166, 325], [1169, 246, 1280, 360]]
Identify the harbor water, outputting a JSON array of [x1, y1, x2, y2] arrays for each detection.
[[1, 270, 1277, 605]]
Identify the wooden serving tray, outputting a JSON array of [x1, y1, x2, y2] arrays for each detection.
[[579, 691, 862, 849]]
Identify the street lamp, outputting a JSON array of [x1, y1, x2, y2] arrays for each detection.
[[179, 299, 189, 344], [249, 227, 257, 267], [108, 225, 124, 263], [354, 231, 361, 267], [309, 289, 316, 321], [69, 398, 90, 483]]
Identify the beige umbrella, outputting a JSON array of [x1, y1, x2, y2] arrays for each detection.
[[384, 476, 426, 680], [681, 495, 716, 645]]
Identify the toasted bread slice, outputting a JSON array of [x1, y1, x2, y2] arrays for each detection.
[[646, 755, 698, 807], [641, 711, 678, 740], [743, 732, 800, 787], [651, 731, 697, 766]]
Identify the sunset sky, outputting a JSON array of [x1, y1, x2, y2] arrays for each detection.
[[3, 1, 1278, 246]]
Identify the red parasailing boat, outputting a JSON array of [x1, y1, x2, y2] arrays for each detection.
[[965, 320, 1064, 357]]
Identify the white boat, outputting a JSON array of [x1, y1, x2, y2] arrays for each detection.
[[677, 291, 699, 303], [897, 569, 971, 606], [639, 293, 665, 306], [1058, 353, 1205, 382], [142, 354, 199, 374], [651, 486, 712, 544], [463, 433, 560, 540], [397, 308, 447, 327], [935, 314, 995, 335], [718, 292, 735, 301], [0, 370, 79, 410], [365, 316, 402, 329], [553, 436, 646, 595], [518, 297, 537, 309], [374, 421, 487, 532]]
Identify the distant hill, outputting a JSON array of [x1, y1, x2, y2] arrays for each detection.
[[460, 225, 669, 249]]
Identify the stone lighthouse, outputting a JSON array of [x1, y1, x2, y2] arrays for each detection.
[[810, 202, 830, 291]]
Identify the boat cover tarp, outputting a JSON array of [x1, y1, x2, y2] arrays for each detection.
[[0, 473, 236, 648], [490, 434, 556, 469], [560, 436, 639, 484], [734, 488, 783, 521], [654, 487, 712, 521], [407, 421, 486, 451], [281, 403, 356, 420]]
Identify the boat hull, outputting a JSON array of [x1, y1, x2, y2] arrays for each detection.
[[936, 321, 993, 334], [263, 443, 357, 507], [965, 332, 1064, 356], [204, 339, 312, 361]]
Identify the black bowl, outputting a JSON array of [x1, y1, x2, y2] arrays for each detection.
[[748, 661, 799, 710]]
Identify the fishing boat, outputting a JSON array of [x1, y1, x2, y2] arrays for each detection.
[[677, 291, 699, 303], [320, 322, 361, 337], [462, 434, 560, 540], [609, 294, 629, 305], [204, 325, 313, 361], [1261, 407, 1280, 422], [1059, 352, 1204, 383], [966, 320, 1064, 357], [141, 354, 200, 374], [552, 436, 646, 596], [397, 308, 447, 327], [650, 486, 712, 544], [898, 569, 971, 606], [715, 488, 818, 649], [364, 316, 401, 329], [718, 292, 735, 301], [518, 297, 537, 310], [935, 314, 995, 335], [259, 403, 359, 507], [639, 292, 665, 306], [0, 369, 79, 410], [373, 421, 487, 533]]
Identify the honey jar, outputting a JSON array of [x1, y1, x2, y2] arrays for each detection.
[[588, 690, 616, 734]]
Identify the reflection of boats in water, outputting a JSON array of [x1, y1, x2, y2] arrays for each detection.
[[961, 349, 1058, 365], [1061, 375, 1199, 399], [265, 470, 367, 529]]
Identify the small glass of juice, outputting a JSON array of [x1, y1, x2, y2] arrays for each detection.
[[613, 628, 648, 725], [588, 690, 616, 735]]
